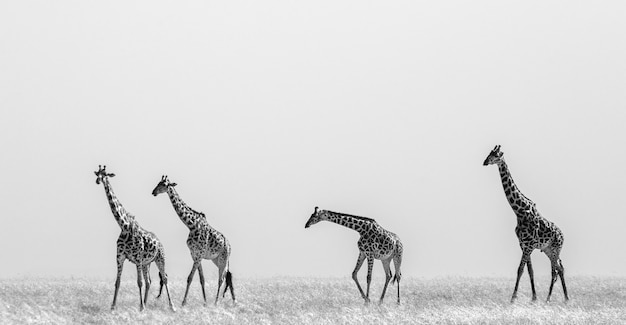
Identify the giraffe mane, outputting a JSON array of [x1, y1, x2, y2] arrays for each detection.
[[189, 207, 205, 218], [327, 210, 377, 223]]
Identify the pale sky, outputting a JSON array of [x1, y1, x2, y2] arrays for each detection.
[[1, 1, 625, 281]]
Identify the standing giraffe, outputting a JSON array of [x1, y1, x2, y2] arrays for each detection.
[[94, 165, 175, 311], [305, 207, 403, 304], [152, 175, 235, 305], [483, 145, 569, 302]]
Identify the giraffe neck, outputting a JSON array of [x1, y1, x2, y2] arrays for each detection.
[[101, 178, 133, 231], [324, 211, 376, 234], [166, 186, 205, 229], [497, 159, 535, 216]]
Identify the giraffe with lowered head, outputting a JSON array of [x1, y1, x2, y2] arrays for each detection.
[[94, 165, 175, 311], [152, 175, 235, 305], [483, 145, 569, 302], [305, 207, 403, 304]]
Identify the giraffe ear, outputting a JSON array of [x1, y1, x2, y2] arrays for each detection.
[[171, 183, 177, 187], [108, 173, 116, 178]]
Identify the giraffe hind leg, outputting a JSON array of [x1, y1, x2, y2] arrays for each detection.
[[212, 258, 227, 305], [155, 256, 176, 312], [558, 259, 569, 301], [546, 249, 568, 302], [378, 258, 393, 305], [392, 254, 402, 304]]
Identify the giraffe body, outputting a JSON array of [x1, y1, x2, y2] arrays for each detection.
[[483, 146, 569, 302], [305, 207, 403, 304], [94, 166, 175, 312], [152, 176, 235, 306]]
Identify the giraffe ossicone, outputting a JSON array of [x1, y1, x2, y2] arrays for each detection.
[[94, 165, 175, 312], [483, 145, 569, 303], [305, 207, 403, 305]]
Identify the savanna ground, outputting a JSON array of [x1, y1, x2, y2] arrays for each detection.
[[1, 276, 625, 324]]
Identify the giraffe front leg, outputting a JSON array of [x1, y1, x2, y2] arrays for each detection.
[[136, 264, 145, 311], [365, 256, 374, 305], [511, 250, 531, 303], [182, 261, 200, 306], [111, 255, 125, 311], [526, 259, 537, 301], [197, 263, 207, 305], [378, 258, 393, 305], [351, 252, 367, 302], [142, 264, 151, 305]]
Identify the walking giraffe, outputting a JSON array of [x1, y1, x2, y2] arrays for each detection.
[[94, 165, 175, 311], [483, 145, 569, 302], [152, 175, 235, 305], [305, 207, 403, 304]]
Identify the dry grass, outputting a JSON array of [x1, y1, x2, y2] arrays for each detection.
[[1, 276, 625, 324]]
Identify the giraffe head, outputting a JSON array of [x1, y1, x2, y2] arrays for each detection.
[[305, 206, 326, 228], [483, 145, 504, 166], [152, 175, 177, 196], [94, 165, 116, 184]]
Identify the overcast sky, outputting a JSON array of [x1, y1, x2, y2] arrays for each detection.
[[1, 1, 625, 281]]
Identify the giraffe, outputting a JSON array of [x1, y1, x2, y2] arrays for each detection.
[[483, 145, 569, 302], [305, 207, 403, 304], [94, 165, 175, 311], [152, 175, 235, 306]]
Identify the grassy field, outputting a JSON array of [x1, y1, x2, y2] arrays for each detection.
[[1, 276, 625, 324]]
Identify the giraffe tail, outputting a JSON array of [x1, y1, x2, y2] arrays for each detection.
[[222, 270, 236, 301], [156, 271, 164, 298]]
